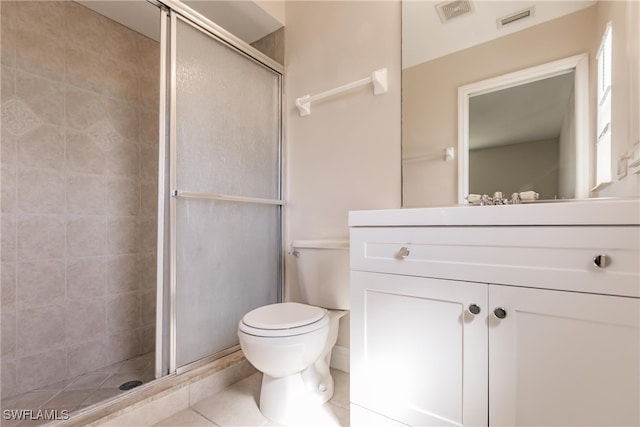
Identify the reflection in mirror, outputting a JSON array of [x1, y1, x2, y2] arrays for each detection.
[[402, 0, 640, 207], [469, 72, 575, 200], [459, 53, 590, 203]]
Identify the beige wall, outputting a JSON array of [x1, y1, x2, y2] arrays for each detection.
[[1, 1, 158, 398], [402, 5, 597, 206], [469, 139, 559, 199], [284, 1, 402, 349]]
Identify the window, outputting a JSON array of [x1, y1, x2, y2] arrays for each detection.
[[595, 23, 612, 187]]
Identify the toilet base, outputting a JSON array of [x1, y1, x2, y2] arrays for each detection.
[[259, 368, 334, 425]]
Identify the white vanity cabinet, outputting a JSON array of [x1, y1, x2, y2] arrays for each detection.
[[349, 201, 640, 427]]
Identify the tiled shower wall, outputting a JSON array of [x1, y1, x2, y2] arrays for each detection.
[[1, 1, 159, 398]]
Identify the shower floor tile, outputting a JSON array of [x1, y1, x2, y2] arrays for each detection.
[[0, 352, 155, 426]]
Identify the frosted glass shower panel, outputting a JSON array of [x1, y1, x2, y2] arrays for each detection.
[[175, 198, 279, 367], [175, 19, 280, 200], [172, 16, 282, 369]]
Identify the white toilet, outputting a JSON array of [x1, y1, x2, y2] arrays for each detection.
[[237, 240, 349, 425]]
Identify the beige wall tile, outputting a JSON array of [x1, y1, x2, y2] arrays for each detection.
[[67, 173, 107, 215], [15, 1, 65, 41], [140, 145, 159, 180], [107, 99, 139, 141], [15, 29, 65, 81], [66, 298, 107, 343], [17, 124, 65, 169], [17, 261, 65, 307], [1, 214, 16, 262], [107, 293, 141, 333], [6, 0, 160, 396], [107, 255, 141, 295], [137, 35, 160, 75], [17, 305, 65, 355], [1, 309, 16, 357], [66, 257, 107, 300], [1, 164, 16, 213], [106, 142, 140, 177], [138, 216, 157, 253], [140, 289, 156, 326], [139, 325, 155, 354], [65, 85, 105, 131], [17, 215, 64, 261], [0, 1, 16, 67], [1, 359, 18, 398], [138, 109, 159, 148], [107, 177, 140, 215], [103, 60, 139, 103], [1, 129, 17, 165], [67, 216, 106, 257], [16, 71, 65, 126], [139, 253, 157, 291], [107, 330, 141, 365], [67, 340, 108, 378], [66, 129, 106, 175], [2, 64, 15, 98], [1, 262, 17, 310], [64, 1, 106, 53], [104, 18, 139, 67], [17, 167, 65, 214], [107, 216, 139, 254], [65, 45, 106, 95], [141, 181, 159, 216]]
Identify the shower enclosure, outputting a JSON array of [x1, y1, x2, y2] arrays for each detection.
[[0, 0, 283, 414]]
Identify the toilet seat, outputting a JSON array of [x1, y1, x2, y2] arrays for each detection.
[[239, 302, 329, 338]]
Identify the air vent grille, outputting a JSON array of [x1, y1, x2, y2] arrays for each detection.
[[435, 0, 475, 23], [497, 6, 535, 28]]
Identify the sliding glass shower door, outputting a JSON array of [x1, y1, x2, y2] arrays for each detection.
[[169, 14, 282, 371]]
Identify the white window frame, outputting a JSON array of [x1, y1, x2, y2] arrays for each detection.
[[594, 23, 613, 188]]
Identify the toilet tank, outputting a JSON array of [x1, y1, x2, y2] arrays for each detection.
[[291, 240, 350, 310]]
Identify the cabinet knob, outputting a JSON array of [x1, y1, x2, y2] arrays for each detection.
[[493, 307, 507, 319], [398, 246, 410, 258], [593, 254, 609, 268], [468, 304, 481, 315]]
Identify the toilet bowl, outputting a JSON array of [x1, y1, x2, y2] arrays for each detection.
[[237, 240, 350, 425], [238, 302, 347, 424]]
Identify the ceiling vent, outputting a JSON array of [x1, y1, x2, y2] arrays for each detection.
[[435, 0, 475, 24], [497, 6, 535, 29]]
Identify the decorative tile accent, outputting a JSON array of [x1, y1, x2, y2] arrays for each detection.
[[88, 120, 123, 149], [0, 99, 40, 136]]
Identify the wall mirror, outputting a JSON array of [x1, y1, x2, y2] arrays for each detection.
[[402, 0, 640, 207]]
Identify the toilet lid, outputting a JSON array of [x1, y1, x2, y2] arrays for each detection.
[[242, 302, 326, 329], [239, 302, 329, 337]]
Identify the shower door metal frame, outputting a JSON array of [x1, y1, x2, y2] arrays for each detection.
[[156, 1, 285, 376]]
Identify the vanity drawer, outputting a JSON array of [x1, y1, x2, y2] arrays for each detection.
[[350, 226, 640, 297]]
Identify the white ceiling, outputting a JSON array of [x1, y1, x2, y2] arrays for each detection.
[[469, 71, 575, 149], [77, 0, 283, 44], [402, 0, 597, 69]]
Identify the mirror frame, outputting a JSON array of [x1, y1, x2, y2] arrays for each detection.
[[457, 53, 590, 203]]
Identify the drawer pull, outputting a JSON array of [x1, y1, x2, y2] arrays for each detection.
[[398, 246, 410, 258], [468, 304, 481, 315], [593, 254, 609, 268], [493, 307, 507, 319]]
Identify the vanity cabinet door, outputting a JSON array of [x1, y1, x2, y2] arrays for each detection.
[[351, 271, 488, 426], [488, 285, 640, 427]]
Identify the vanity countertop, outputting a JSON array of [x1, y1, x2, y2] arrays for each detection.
[[349, 198, 640, 227]]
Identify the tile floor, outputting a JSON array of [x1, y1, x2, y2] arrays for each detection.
[[0, 353, 155, 427], [154, 369, 350, 427]]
